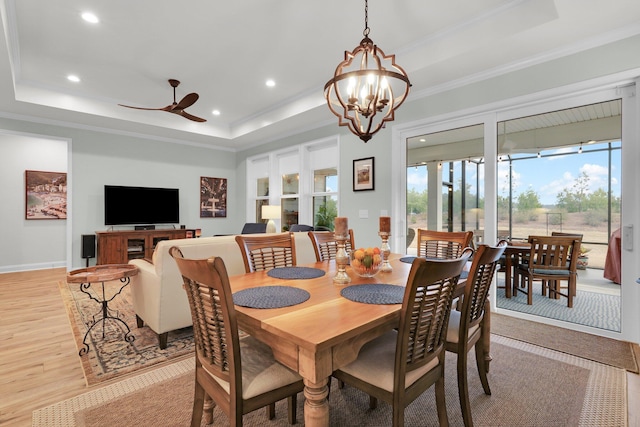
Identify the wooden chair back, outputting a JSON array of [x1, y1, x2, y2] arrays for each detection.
[[399, 254, 471, 370], [169, 246, 303, 425], [169, 247, 241, 407], [459, 241, 507, 335], [527, 235, 580, 273], [307, 229, 355, 262], [235, 233, 297, 273], [416, 229, 473, 259]]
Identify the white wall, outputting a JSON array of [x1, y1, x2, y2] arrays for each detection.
[[0, 131, 68, 271], [0, 122, 240, 271]]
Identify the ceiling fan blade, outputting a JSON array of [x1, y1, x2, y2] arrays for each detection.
[[175, 93, 199, 110], [172, 110, 207, 122], [118, 104, 173, 112]]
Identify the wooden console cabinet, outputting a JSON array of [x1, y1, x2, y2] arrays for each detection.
[[96, 229, 187, 264]]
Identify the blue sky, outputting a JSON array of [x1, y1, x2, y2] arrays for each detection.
[[407, 142, 621, 206]]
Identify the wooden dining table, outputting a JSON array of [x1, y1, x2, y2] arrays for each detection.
[[228, 254, 491, 427]]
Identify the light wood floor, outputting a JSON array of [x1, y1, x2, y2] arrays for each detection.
[[1, 268, 639, 427]]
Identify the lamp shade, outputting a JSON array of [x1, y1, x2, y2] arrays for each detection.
[[262, 205, 281, 233], [261, 205, 281, 219]]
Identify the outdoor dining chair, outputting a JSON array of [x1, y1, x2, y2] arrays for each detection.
[[513, 235, 582, 307]]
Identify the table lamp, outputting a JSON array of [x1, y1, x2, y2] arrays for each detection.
[[261, 205, 281, 233]]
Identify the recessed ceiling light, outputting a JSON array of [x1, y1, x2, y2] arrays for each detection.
[[419, 138, 426, 142], [67, 75, 80, 83], [212, 110, 221, 116], [265, 79, 275, 87], [81, 12, 99, 24]]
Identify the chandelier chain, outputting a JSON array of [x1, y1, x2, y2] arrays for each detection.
[[363, 0, 370, 37]]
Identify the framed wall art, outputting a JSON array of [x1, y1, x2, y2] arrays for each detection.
[[353, 157, 374, 191], [200, 176, 227, 217], [25, 170, 67, 219]]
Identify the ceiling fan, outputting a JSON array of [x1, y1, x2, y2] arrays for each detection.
[[118, 79, 207, 122]]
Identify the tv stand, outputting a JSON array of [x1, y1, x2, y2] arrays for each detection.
[[96, 229, 187, 264]]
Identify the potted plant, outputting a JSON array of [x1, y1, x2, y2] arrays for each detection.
[[576, 245, 591, 270]]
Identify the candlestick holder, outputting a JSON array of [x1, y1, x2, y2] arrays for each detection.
[[333, 233, 351, 285], [378, 231, 392, 272]]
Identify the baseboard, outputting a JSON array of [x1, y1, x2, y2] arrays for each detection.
[[0, 261, 66, 274]]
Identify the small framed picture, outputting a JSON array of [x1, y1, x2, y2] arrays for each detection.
[[353, 157, 374, 191], [200, 177, 227, 218]]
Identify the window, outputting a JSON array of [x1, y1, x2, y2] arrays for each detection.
[[246, 137, 339, 230], [313, 168, 338, 230]]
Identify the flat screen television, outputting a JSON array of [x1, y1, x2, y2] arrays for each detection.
[[104, 185, 179, 226]]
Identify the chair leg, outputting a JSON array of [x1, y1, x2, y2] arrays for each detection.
[[568, 278, 575, 308], [191, 382, 206, 427], [435, 372, 449, 427], [203, 394, 215, 425], [526, 276, 533, 305], [457, 351, 474, 427], [287, 394, 297, 424], [369, 395, 377, 409], [474, 342, 491, 395], [266, 402, 275, 419]]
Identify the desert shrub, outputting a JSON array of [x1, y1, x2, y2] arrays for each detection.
[[583, 209, 608, 226]]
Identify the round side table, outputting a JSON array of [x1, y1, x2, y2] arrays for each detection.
[[67, 264, 138, 356]]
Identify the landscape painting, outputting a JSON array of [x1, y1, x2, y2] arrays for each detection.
[[25, 170, 67, 219]]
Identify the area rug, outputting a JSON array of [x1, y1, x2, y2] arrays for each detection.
[[58, 280, 194, 386], [491, 312, 639, 373], [496, 279, 620, 331], [33, 335, 627, 426]]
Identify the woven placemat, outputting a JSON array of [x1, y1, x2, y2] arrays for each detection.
[[340, 284, 404, 305], [267, 266, 325, 279], [233, 285, 310, 309]]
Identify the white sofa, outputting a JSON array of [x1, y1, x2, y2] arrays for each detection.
[[128, 232, 317, 348]]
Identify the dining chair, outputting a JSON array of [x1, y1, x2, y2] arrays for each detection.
[[307, 229, 355, 262], [333, 253, 472, 427], [551, 231, 583, 297], [513, 235, 581, 307], [169, 247, 304, 426], [235, 233, 297, 273], [445, 241, 507, 427], [416, 229, 474, 259]]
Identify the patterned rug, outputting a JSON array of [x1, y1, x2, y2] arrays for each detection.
[[33, 335, 628, 426], [496, 278, 620, 331], [58, 280, 194, 385]]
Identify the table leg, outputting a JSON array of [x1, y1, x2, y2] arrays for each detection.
[[483, 298, 492, 373], [505, 254, 512, 298], [303, 378, 330, 427]]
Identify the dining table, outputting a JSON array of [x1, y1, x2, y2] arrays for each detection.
[[228, 253, 490, 427]]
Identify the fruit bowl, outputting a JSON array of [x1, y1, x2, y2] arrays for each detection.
[[350, 247, 382, 277]]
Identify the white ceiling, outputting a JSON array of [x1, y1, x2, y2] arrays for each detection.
[[1, 0, 639, 151]]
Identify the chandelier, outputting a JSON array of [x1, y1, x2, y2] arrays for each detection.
[[324, 0, 411, 143]]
